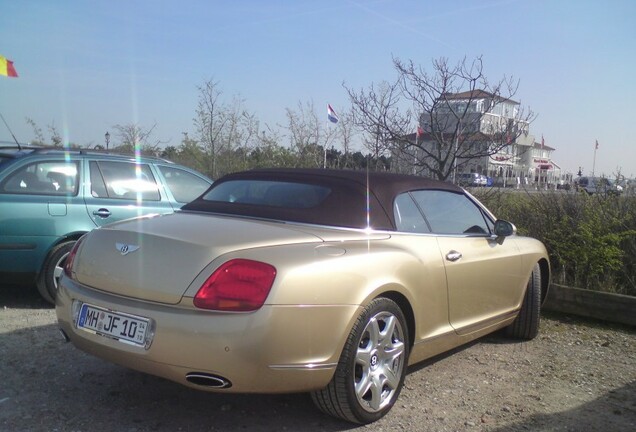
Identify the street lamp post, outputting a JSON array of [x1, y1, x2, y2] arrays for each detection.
[[105, 131, 110, 150]]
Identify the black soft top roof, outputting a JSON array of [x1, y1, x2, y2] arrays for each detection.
[[182, 168, 463, 230]]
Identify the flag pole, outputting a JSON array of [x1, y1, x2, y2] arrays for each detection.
[[414, 129, 418, 175], [592, 140, 598, 176], [326, 104, 339, 169]]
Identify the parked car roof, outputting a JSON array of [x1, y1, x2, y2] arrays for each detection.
[[0, 146, 174, 164], [183, 168, 462, 231]]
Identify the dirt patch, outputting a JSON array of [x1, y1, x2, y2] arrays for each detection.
[[1, 284, 635, 431]]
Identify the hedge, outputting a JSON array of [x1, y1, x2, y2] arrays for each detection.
[[474, 189, 636, 297]]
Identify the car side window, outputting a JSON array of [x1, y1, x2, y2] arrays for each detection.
[[393, 193, 431, 233], [89, 161, 108, 197], [158, 165, 210, 203], [410, 190, 490, 235], [0, 161, 79, 196], [89, 161, 160, 201]]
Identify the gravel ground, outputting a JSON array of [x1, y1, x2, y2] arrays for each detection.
[[1, 283, 635, 432]]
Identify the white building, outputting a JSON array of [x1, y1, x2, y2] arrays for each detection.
[[413, 90, 561, 186], [487, 134, 562, 187]]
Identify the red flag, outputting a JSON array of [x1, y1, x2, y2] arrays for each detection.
[[0, 55, 18, 77], [416, 126, 424, 137]]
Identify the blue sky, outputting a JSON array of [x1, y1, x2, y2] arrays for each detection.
[[1, 0, 635, 177]]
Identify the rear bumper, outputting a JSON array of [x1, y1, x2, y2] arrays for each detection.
[[56, 275, 360, 393]]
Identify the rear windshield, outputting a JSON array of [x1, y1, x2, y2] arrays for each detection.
[[202, 180, 331, 209]]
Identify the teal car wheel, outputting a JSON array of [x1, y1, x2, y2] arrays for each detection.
[[37, 240, 75, 304]]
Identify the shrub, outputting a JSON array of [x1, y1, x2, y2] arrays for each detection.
[[476, 189, 636, 296]]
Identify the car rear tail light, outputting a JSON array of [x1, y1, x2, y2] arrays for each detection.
[[193, 259, 277, 311], [63, 236, 85, 279]]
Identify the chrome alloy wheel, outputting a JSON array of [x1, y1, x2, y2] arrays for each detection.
[[37, 240, 75, 304], [53, 251, 69, 289], [354, 311, 406, 412]]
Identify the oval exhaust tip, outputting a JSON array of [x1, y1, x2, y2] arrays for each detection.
[[186, 373, 232, 389]]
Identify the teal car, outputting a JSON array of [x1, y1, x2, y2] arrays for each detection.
[[0, 146, 212, 303]]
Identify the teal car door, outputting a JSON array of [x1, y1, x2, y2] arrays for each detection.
[[0, 159, 92, 273], [84, 160, 175, 227]]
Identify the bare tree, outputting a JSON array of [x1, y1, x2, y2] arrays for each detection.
[[194, 79, 226, 178], [47, 122, 62, 147], [111, 123, 161, 155], [219, 96, 259, 174], [25, 118, 46, 145], [334, 108, 357, 169], [25, 118, 76, 148], [285, 100, 339, 168], [169, 133, 207, 174], [194, 79, 258, 178], [346, 80, 411, 171], [346, 56, 536, 180], [250, 126, 296, 168]]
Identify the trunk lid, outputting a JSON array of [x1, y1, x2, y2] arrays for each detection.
[[73, 212, 324, 304]]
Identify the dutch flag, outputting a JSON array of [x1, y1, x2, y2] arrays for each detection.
[[327, 104, 339, 124]]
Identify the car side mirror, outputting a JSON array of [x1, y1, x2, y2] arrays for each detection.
[[493, 220, 516, 244]]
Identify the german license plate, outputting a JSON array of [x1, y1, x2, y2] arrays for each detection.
[[78, 303, 149, 347]]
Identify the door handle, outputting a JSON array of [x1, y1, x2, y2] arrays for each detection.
[[93, 208, 111, 218], [446, 250, 462, 262]]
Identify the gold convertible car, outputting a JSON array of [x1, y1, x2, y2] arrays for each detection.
[[56, 168, 550, 424]]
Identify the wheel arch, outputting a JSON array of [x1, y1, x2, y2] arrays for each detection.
[[374, 290, 416, 350], [537, 257, 551, 305], [38, 231, 88, 275]]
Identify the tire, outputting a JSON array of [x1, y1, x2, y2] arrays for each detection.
[[37, 240, 75, 304], [311, 298, 409, 424], [506, 263, 541, 340]]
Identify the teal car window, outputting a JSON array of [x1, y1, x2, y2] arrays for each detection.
[[91, 161, 160, 201], [158, 165, 210, 203], [0, 161, 79, 196], [89, 161, 108, 197]]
